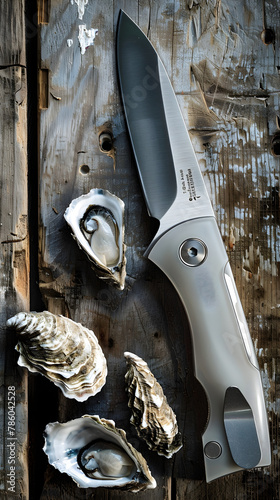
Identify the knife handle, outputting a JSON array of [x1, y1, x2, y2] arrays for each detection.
[[147, 216, 271, 482]]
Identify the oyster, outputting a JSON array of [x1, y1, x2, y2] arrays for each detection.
[[124, 352, 182, 458], [43, 415, 157, 491], [64, 188, 126, 289], [6, 311, 107, 402]]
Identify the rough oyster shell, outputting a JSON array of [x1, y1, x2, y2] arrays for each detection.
[[6, 311, 107, 402], [124, 352, 182, 458], [64, 188, 126, 289], [43, 415, 157, 491]]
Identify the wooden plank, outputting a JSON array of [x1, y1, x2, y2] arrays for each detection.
[[0, 1, 29, 498], [37, 0, 279, 498], [37, 1, 176, 498], [0, 1, 26, 66], [173, 0, 280, 497]]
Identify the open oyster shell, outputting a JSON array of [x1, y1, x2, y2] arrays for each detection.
[[43, 415, 157, 491], [124, 352, 183, 458], [64, 188, 126, 289], [6, 311, 107, 402]]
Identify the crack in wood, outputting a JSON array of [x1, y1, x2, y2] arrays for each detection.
[[0, 64, 26, 70], [1, 236, 27, 244]]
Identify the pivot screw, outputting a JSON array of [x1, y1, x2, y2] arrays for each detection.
[[204, 441, 222, 459], [179, 238, 207, 267]]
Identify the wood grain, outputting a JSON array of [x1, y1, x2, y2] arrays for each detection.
[[0, 1, 29, 498], [37, 0, 279, 498]]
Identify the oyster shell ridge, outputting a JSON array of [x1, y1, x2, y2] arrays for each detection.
[[6, 311, 107, 402], [124, 351, 183, 458]]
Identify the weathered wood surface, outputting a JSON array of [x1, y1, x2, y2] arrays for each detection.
[[0, 1, 29, 498], [36, 0, 280, 499]]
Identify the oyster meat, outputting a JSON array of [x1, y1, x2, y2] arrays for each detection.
[[6, 311, 107, 402], [124, 352, 182, 458], [43, 415, 157, 491], [64, 188, 126, 289]]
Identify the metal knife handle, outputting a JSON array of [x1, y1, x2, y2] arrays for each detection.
[[147, 216, 271, 482]]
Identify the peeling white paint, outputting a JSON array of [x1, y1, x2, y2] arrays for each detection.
[[261, 368, 273, 409], [78, 25, 98, 55], [249, 123, 263, 147], [67, 39, 73, 47], [234, 207, 247, 220], [71, 0, 88, 20], [243, 239, 278, 284], [261, 225, 280, 275], [261, 363, 280, 415]]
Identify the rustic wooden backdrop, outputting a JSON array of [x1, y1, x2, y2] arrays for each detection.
[[1, 0, 279, 498]]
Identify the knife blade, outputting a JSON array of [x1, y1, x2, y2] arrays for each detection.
[[117, 10, 271, 482]]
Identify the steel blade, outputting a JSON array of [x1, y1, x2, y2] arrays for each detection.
[[117, 11, 214, 232]]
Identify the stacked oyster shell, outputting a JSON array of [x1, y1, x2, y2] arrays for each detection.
[[124, 352, 182, 458], [43, 414, 156, 491], [64, 188, 126, 289], [6, 311, 107, 402]]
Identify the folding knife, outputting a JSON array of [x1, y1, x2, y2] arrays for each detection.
[[116, 11, 271, 482]]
